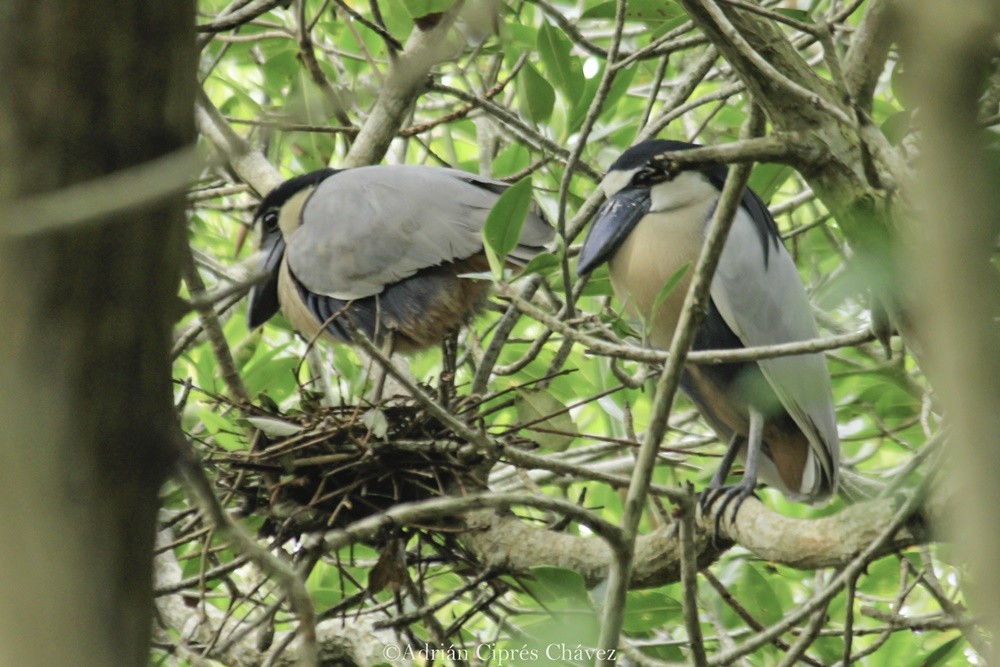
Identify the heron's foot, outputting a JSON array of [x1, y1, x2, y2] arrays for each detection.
[[699, 480, 758, 543]]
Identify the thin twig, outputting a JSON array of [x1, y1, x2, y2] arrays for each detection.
[[708, 490, 925, 665], [717, 0, 819, 35], [319, 492, 627, 553], [497, 285, 877, 365], [332, 0, 403, 51], [197, 0, 286, 33], [428, 82, 602, 181], [175, 439, 318, 667], [774, 581, 830, 667], [349, 329, 497, 456], [702, 570, 823, 666], [678, 486, 708, 667], [596, 107, 764, 664], [471, 275, 543, 395], [554, 0, 629, 320], [181, 247, 251, 404]]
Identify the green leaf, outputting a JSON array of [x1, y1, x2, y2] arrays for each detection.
[[881, 110, 913, 146], [514, 567, 601, 660], [537, 23, 583, 98], [576, 265, 615, 296], [749, 163, 794, 202], [915, 636, 964, 667], [622, 590, 682, 633], [492, 143, 530, 178], [260, 48, 299, 94], [522, 567, 590, 606], [243, 415, 304, 438], [503, 23, 537, 49], [568, 63, 637, 133], [600, 64, 637, 119], [734, 564, 783, 625], [242, 350, 299, 401], [400, 0, 452, 20], [310, 588, 343, 612], [646, 262, 690, 329], [581, 0, 684, 23], [482, 177, 534, 276], [518, 63, 555, 123], [514, 387, 578, 452], [197, 408, 245, 452], [378, 0, 417, 38], [891, 61, 916, 109], [774, 8, 813, 22], [518, 251, 562, 278]]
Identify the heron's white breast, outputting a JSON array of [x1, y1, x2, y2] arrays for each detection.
[[607, 198, 713, 348]]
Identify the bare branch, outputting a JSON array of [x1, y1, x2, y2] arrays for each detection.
[[706, 490, 925, 666], [678, 488, 708, 667], [176, 439, 319, 667], [195, 89, 283, 196], [597, 109, 762, 663], [460, 490, 934, 590], [554, 0, 630, 319], [197, 0, 287, 33], [343, 8, 463, 167], [320, 492, 627, 554], [685, 0, 851, 124], [843, 0, 897, 110], [181, 246, 251, 404]]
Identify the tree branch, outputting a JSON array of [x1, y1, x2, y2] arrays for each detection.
[[195, 88, 283, 196], [197, 0, 287, 33], [497, 284, 877, 365], [0, 147, 200, 238], [342, 7, 463, 167], [459, 489, 935, 591], [154, 533, 402, 667], [843, 0, 897, 110]]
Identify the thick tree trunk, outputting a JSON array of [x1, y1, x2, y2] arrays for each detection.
[[0, 4, 193, 666], [899, 1, 1000, 658]]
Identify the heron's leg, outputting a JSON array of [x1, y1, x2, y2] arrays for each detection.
[[701, 408, 764, 537], [741, 407, 763, 492], [707, 433, 744, 491]]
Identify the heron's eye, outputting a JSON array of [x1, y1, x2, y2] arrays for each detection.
[[263, 209, 279, 230], [634, 163, 668, 186]]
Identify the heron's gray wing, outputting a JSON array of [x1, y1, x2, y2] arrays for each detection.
[[285, 165, 552, 300], [710, 205, 840, 494]]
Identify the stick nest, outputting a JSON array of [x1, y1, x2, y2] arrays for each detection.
[[220, 398, 490, 537]]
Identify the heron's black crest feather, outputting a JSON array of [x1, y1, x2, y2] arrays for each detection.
[[254, 168, 339, 224]]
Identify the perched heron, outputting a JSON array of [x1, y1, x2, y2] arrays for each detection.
[[577, 139, 839, 512], [246, 165, 554, 353]]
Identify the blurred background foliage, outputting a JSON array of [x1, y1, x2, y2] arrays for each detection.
[[162, 0, 983, 665]]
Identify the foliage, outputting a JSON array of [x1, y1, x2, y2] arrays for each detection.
[[162, 1, 993, 665]]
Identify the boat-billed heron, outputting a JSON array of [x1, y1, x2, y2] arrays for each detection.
[[577, 139, 839, 510], [246, 165, 554, 353]]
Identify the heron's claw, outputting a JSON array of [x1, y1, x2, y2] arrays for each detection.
[[700, 482, 758, 544]]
